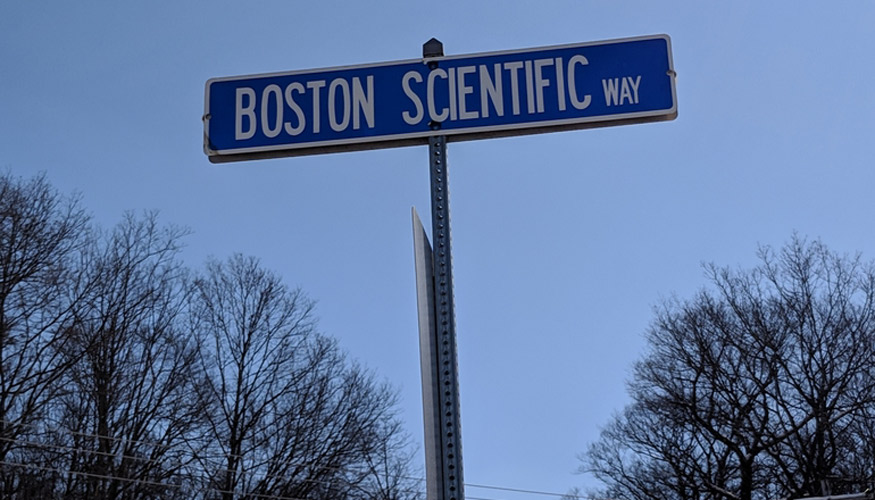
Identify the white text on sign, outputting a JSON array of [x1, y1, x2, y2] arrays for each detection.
[[401, 56, 593, 125], [231, 57, 648, 140]]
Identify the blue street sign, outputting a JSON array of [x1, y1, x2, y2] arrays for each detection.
[[204, 35, 676, 162]]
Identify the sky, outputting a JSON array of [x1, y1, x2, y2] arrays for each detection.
[[2, 2, 875, 499]]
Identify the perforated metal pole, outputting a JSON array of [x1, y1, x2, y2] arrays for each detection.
[[424, 37, 465, 500]]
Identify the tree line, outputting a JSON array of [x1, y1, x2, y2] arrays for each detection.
[[0, 172, 421, 500], [582, 236, 875, 500]]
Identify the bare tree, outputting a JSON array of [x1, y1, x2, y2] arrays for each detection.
[[52, 212, 201, 500], [188, 254, 316, 499], [189, 254, 420, 500], [0, 173, 422, 499], [0, 172, 90, 496], [354, 416, 423, 500], [582, 236, 875, 500]]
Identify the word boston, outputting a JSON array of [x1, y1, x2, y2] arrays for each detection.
[[203, 35, 676, 162]]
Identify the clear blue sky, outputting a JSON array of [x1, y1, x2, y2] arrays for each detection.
[[3, 2, 874, 498]]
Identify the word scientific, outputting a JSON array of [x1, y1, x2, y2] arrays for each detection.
[[204, 35, 676, 162]]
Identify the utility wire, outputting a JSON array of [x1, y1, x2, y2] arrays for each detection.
[[2, 420, 591, 500], [467, 481, 583, 498], [0, 458, 320, 500]]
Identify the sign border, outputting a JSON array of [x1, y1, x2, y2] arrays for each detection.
[[204, 34, 677, 163]]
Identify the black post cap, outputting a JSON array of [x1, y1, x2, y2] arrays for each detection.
[[423, 38, 444, 58]]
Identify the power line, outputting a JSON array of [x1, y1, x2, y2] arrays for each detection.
[[0, 459, 315, 500], [0, 436, 411, 499], [467, 481, 584, 499], [2, 419, 593, 500], [2, 455, 586, 500], [2, 452, 591, 500]]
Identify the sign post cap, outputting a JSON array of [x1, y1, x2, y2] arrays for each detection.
[[423, 38, 444, 58]]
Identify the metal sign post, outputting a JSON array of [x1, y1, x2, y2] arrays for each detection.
[[413, 37, 466, 500]]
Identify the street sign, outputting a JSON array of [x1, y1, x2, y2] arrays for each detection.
[[204, 34, 676, 162]]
